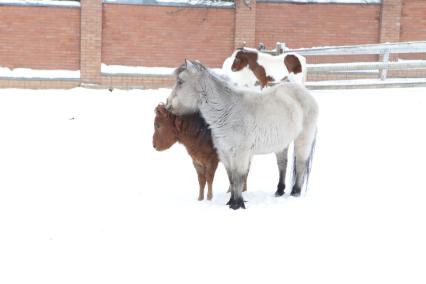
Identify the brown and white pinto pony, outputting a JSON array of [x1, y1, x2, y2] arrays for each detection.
[[223, 47, 307, 89], [152, 104, 247, 201]]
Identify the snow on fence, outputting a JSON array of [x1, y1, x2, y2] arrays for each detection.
[[262, 41, 426, 88]]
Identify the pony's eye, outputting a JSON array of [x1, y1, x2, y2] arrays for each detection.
[[177, 79, 184, 85], [155, 123, 160, 129]]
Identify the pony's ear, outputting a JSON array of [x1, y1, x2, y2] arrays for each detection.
[[185, 59, 205, 73], [155, 103, 167, 115], [185, 59, 195, 73]]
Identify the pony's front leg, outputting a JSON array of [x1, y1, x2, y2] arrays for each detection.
[[224, 155, 251, 209], [243, 174, 248, 192], [228, 170, 248, 192], [205, 160, 219, 201], [225, 169, 247, 210], [193, 161, 207, 201], [217, 148, 250, 209]]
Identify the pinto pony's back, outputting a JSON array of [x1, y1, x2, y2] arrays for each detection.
[[222, 47, 307, 89]]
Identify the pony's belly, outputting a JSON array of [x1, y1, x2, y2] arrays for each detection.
[[252, 139, 293, 155], [251, 130, 297, 155]]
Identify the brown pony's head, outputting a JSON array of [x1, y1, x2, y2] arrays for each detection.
[[231, 49, 254, 72], [152, 103, 178, 151]]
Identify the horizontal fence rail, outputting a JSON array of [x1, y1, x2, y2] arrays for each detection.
[[307, 60, 426, 72], [282, 41, 426, 56]]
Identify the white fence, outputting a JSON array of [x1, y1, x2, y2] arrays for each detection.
[[263, 41, 426, 89]]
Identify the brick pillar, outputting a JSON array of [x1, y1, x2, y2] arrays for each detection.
[[80, 0, 102, 84], [234, 0, 256, 49], [379, 0, 403, 43]]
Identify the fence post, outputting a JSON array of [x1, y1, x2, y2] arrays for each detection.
[[380, 49, 390, 81], [276, 42, 285, 55], [379, 0, 403, 43]]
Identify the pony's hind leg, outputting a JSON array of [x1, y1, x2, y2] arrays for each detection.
[[193, 161, 207, 201], [275, 148, 289, 197], [205, 159, 219, 201], [291, 129, 317, 197]]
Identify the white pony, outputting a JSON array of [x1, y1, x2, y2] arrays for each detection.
[[222, 47, 307, 90], [167, 60, 318, 209]]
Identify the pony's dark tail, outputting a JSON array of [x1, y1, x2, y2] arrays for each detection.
[[291, 129, 318, 193], [304, 129, 317, 193]]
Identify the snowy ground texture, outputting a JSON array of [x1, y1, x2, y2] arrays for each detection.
[[1, 86, 425, 284]]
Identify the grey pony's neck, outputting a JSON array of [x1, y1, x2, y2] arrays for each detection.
[[197, 70, 238, 128]]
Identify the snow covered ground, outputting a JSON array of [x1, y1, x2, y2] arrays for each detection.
[[0, 86, 425, 284]]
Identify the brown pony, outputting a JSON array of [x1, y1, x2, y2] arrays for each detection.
[[153, 104, 247, 201], [230, 48, 305, 88]]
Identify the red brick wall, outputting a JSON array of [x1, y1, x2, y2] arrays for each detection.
[[0, 6, 80, 70], [102, 4, 235, 68], [255, 3, 381, 49], [234, 0, 256, 49], [380, 0, 403, 43], [399, 0, 426, 60], [400, 0, 426, 42], [81, 0, 103, 83], [0, 1, 425, 89]]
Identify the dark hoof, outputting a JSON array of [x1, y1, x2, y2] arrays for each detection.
[[275, 183, 285, 197], [291, 186, 302, 197], [226, 197, 246, 210]]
